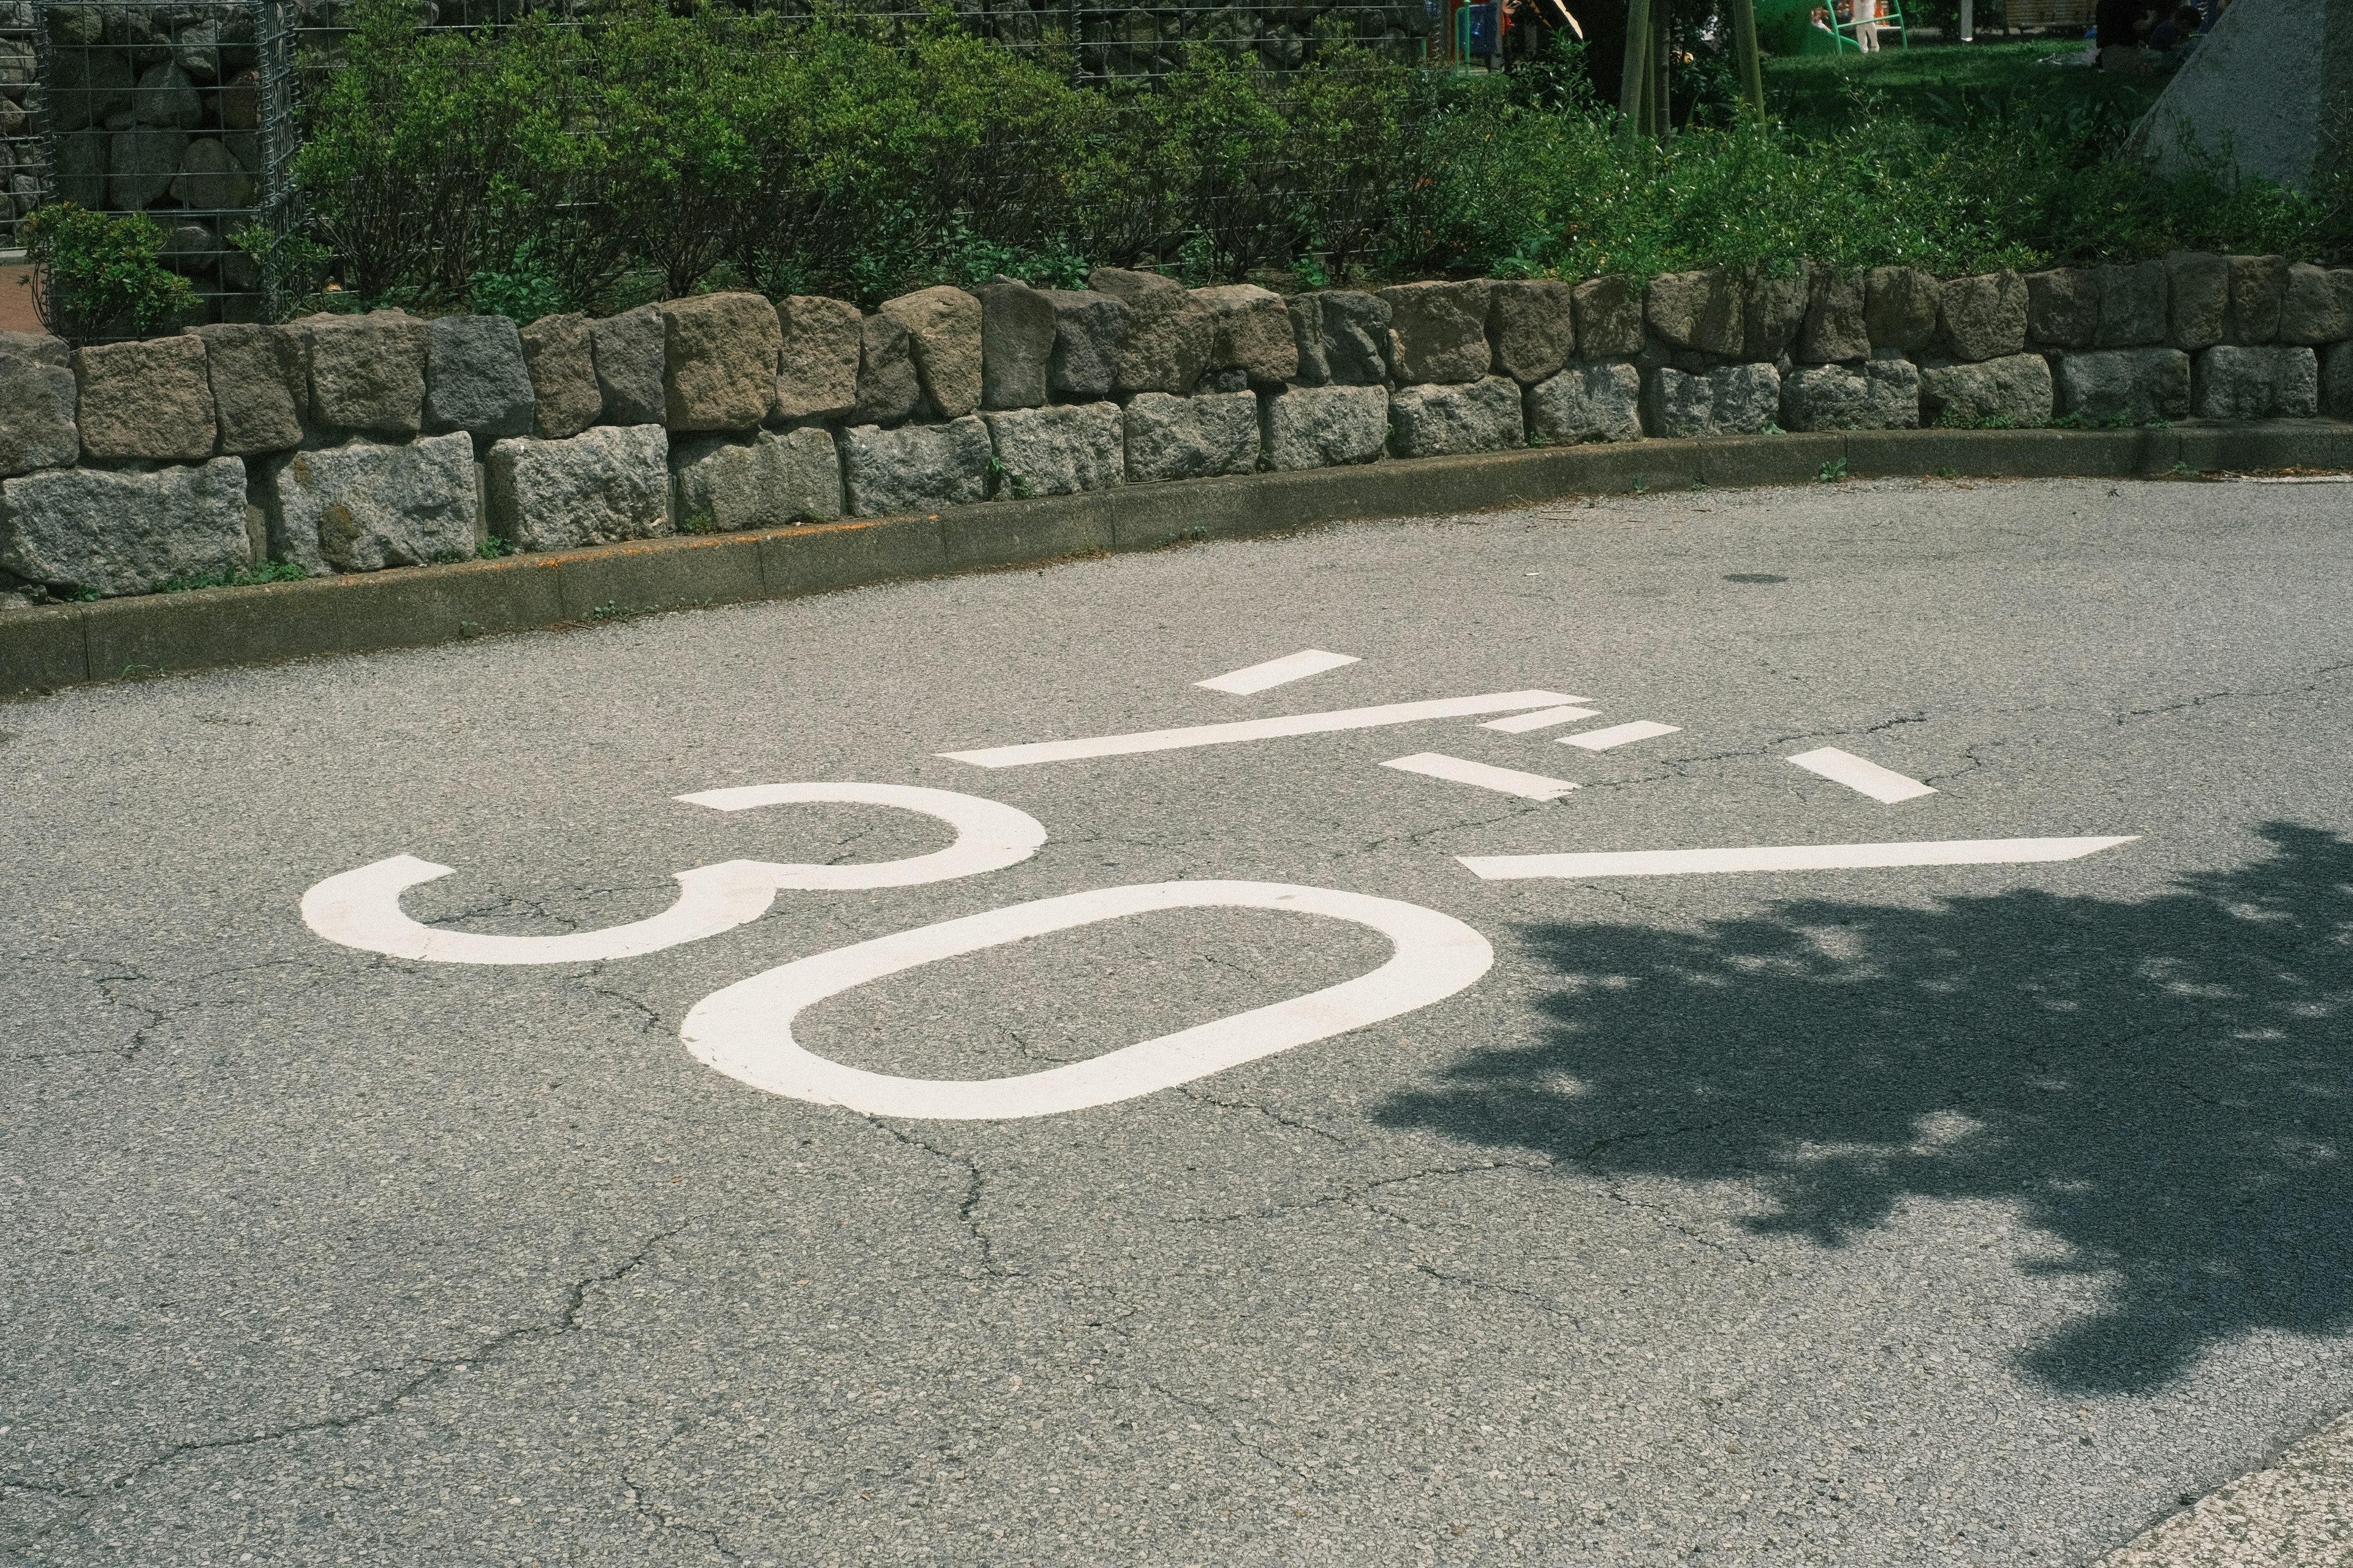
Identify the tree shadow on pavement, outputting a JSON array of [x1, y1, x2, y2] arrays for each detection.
[[1376, 824, 2353, 1395]]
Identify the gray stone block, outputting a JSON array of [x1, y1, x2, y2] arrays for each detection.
[[271, 433, 477, 575], [1920, 351, 2054, 428], [774, 295, 863, 422], [1651, 363, 1781, 439], [2324, 341, 2353, 418], [108, 126, 186, 208], [661, 292, 781, 432], [879, 285, 983, 420], [517, 313, 600, 441], [1527, 361, 1642, 445], [132, 60, 199, 127], [306, 310, 429, 437], [170, 137, 252, 209], [1194, 284, 1299, 385], [1387, 375, 1523, 458], [1650, 368, 1713, 440], [1572, 276, 1644, 359], [1379, 280, 1493, 384], [53, 130, 107, 209], [1044, 290, 1125, 400], [674, 426, 843, 531], [75, 335, 214, 462], [1091, 269, 1213, 396], [0, 456, 246, 596], [2055, 346, 2191, 424], [1286, 292, 1392, 387], [485, 425, 670, 551], [840, 417, 992, 516], [590, 305, 665, 427], [1122, 390, 1260, 483], [1780, 355, 1919, 431], [1262, 384, 1389, 471], [187, 324, 306, 456], [2026, 269, 2098, 349], [2193, 344, 2319, 419], [2222, 254, 2287, 344], [972, 280, 1055, 411], [1645, 268, 1743, 357], [424, 314, 534, 442], [1487, 280, 1575, 385], [1743, 267, 1810, 362], [1864, 267, 1943, 352], [1797, 270, 1868, 363], [48, 48, 130, 134], [854, 312, 923, 427], [2165, 250, 2227, 350], [0, 331, 79, 477], [2094, 261, 2169, 347], [1938, 271, 2028, 363], [2278, 263, 2351, 345], [982, 403, 1123, 496]]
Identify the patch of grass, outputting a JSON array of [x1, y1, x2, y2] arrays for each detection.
[[476, 536, 511, 559], [1817, 456, 1849, 483], [157, 561, 311, 593]]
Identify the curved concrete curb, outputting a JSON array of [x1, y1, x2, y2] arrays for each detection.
[[4, 419, 2347, 700]]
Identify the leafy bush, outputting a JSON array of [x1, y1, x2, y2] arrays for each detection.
[[18, 203, 200, 341]]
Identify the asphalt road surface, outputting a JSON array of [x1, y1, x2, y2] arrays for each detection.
[[5, 473, 2351, 1568]]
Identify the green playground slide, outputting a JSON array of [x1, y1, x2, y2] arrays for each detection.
[[1755, 0, 1847, 53]]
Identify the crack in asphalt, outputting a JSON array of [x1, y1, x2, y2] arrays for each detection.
[[1173, 1086, 1357, 1146], [864, 1121, 1023, 1279], [620, 1421, 746, 1566]]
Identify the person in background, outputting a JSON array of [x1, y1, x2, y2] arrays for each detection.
[[1851, 0, 1881, 49]]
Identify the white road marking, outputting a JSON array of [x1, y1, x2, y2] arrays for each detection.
[[1195, 648, 1360, 694], [1382, 752, 1580, 802], [940, 691, 1585, 768], [1480, 703, 1600, 733], [1558, 720, 1681, 751], [1786, 746, 1938, 803], [1458, 835, 2138, 881], [680, 880, 1495, 1119], [300, 784, 1048, 964]]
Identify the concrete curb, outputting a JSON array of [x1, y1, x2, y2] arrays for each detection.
[[6, 420, 2347, 700]]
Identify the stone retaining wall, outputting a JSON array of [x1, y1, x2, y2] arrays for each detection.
[[2, 256, 2351, 604]]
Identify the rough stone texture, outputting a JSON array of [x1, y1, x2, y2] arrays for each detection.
[[2094, 262, 2169, 347], [170, 137, 253, 208], [2165, 251, 2228, 350], [306, 311, 430, 437], [1189, 284, 1298, 386], [2026, 269, 2099, 349], [1864, 267, 1944, 352], [1797, 270, 1869, 363], [972, 281, 1055, 411], [839, 416, 992, 517], [0, 456, 246, 597], [854, 313, 923, 427], [133, 60, 199, 126], [2055, 346, 2192, 424], [673, 427, 843, 531], [2192, 344, 2320, 419], [1919, 352, 2055, 428], [1387, 375, 1523, 458], [1379, 281, 1494, 385], [1044, 290, 1126, 401], [1572, 276, 1645, 359], [1645, 269, 1744, 357], [108, 126, 188, 209], [75, 335, 214, 461], [423, 315, 533, 442], [1528, 361, 1642, 445], [1091, 268, 1213, 395], [1650, 368, 1715, 440], [1743, 268, 1811, 362], [1122, 390, 1260, 483], [1650, 363, 1782, 439], [2222, 254, 2288, 344], [1486, 281, 1576, 385], [590, 305, 665, 426], [517, 314, 601, 441], [271, 433, 477, 576], [982, 403, 1123, 496], [485, 425, 670, 552], [2324, 341, 2353, 417], [0, 331, 80, 477], [54, 129, 106, 209], [2132, 0, 2350, 195], [1262, 384, 1389, 471], [1779, 355, 1920, 431], [2278, 264, 2352, 344], [661, 292, 781, 432], [1938, 271, 2028, 363], [48, 47, 131, 134], [878, 286, 983, 421], [774, 295, 863, 422], [1287, 292, 1392, 387], [186, 323, 305, 456]]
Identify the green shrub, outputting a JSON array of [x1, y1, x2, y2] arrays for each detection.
[[18, 203, 200, 341]]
